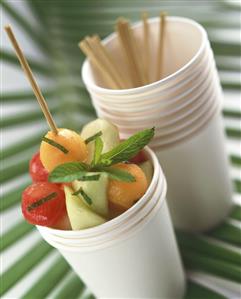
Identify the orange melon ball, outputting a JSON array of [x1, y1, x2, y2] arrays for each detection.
[[108, 163, 148, 211], [40, 129, 88, 172]]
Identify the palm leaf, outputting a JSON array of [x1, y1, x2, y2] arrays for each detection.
[[1, 158, 30, 183], [1, 241, 53, 295], [184, 282, 227, 299], [1, 220, 33, 251], [230, 204, 241, 221], [52, 274, 85, 299], [21, 258, 71, 299], [1, 0, 241, 298], [1, 49, 52, 75]]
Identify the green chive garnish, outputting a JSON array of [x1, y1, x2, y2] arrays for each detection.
[[78, 174, 100, 181], [42, 137, 69, 154], [27, 192, 57, 211], [85, 131, 102, 144], [72, 188, 92, 205]]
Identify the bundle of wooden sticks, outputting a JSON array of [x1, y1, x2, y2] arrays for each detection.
[[79, 12, 167, 89]]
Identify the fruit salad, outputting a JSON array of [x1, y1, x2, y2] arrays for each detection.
[[22, 119, 154, 230]]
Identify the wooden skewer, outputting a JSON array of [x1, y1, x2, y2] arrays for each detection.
[[156, 11, 167, 81], [142, 12, 150, 84], [4, 25, 58, 135], [79, 39, 119, 89]]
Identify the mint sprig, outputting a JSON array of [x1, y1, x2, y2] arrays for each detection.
[[49, 162, 89, 183], [48, 128, 154, 183], [99, 128, 154, 166]]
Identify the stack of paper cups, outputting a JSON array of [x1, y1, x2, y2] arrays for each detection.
[[37, 148, 186, 298], [82, 17, 233, 232]]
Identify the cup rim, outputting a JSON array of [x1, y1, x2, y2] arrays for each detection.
[[38, 178, 167, 252], [82, 16, 207, 95], [38, 173, 165, 246], [37, 147, 163, 238], [93, 68, 216, 125], [91, 55, 214, 110], [87, 43, 213, 104], [42, 165, 161, 242]]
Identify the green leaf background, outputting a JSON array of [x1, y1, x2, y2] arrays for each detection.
[[1, 0, 241, 298]]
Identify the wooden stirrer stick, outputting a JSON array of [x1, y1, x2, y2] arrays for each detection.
[[79, 39, 119, 89], [86, 36, 123, 89], [156, 12, 167, 81], [116, 19, 136, 87], [90, 35, 128, 89], [116, 18, 143, 87], [4, 25, 58, 135], [142, 12, 150, 84], [127, 21, 147, 85]]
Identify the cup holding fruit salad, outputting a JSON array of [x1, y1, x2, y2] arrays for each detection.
[[22, 119, 155, 231]]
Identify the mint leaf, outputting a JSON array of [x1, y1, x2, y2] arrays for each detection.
[[72, 188, 92, 205], [49, 162, 89, 183], [42, 137, 69, 154], [100, 166, 136, 182], [93, 136, 103, 165], [99, 128, 154, 166], [85, 131, 102, 144]]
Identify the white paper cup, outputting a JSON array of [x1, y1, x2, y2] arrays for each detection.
[[88, 48, 215, 114], [82, 17, 208, 97], [81, 15, 232, 235], [91, 60, 215, 116], [39, 147, 161, 240], [110, 81, 217, 137], [154, 110, 233, 232], [148, 89, 221, 149], [37, 148, 186, 298], [122, 94, 217, 144], [94, 70, 217, 130], [39, 148, 164, 245], [90, 56, 220, 127], [88, 42, 214, 107], [92, 66, 214, 115], [39, 170, 165, 247], [39, 183, 186, 298], [148, 87, 219, 142]]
